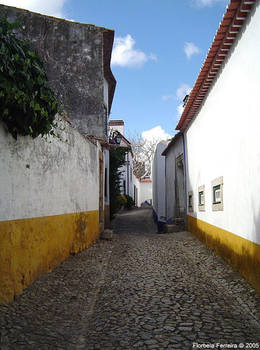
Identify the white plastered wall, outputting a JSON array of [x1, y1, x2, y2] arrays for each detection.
[[185, 3, 260, 245], [127, 152, 134, 198], [165, 136, 183, 222], [133, 174, 140, 206], [118, 137, 134, 198], [0, 116, 100, 221], [139, 181, 152, 205], [152, 141, 168, 222], [133, 177, 152, 207]]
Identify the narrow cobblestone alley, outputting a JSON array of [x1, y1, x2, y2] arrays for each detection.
[[0, 207, 260, 350]]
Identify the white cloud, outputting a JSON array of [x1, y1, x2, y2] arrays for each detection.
[[176, 83, 192, 101], [176, 83, 192, 118], [111, 34, 157, 68], [162, 84, 191, 120], [162, 84, 191, 103], [184, 42, 200, 59], [0, 0, 66, 18], [177, 104, 184, 117], [191, 0, 228, 7], [142, 126, 171, 143], [162, 94, 175, 101]]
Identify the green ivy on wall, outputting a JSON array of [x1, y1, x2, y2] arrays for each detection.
[[0, 17, 60, 139], [109, 147, 130, 219]]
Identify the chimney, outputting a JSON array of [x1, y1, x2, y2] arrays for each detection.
[[108, 120, 125, 135]]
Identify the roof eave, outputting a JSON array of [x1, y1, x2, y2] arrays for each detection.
[[176, 0, 256, 132], [162, 132, 182, 156]]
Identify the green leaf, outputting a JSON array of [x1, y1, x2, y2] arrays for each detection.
[[34, 103, 41, 111], [0, 17, 61, 140], [37, 76, 43, 85]]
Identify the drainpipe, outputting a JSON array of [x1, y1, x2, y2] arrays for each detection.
[[127, 152, 129, 195], [165, 153, 167, 224], [182, 133, 188, 230]]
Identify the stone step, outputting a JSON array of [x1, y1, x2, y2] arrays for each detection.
[[164, 224, 185, 233], [100, 229, 113, 241], [173, 217, 185, 225]]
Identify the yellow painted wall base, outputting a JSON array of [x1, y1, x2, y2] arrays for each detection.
[[188, 215, 260, 294], [0, 210, 99, 304]]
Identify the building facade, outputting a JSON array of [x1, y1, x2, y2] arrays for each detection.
[[134, 176, 152, 207], [108, 120, 134, 199], [0, 4, 116, 138], [162, 133, 185, 225], [176, 0, 260, 292], [152, 141, 169, 231], [0, 6, 116, 303]]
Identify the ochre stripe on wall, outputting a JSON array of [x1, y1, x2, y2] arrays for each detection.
[[0, 210, 99, 304], [188, 215, 260, 294]]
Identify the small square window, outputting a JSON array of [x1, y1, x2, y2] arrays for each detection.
[[213, 185, 221, 204], [198, 185, 205, 211], [189, 194, 193, 207], [211, 177, 223, 211], [188, 191, 193, 213], [199, 191, 204, 205]]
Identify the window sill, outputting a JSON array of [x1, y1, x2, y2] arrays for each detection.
[[212, 202, 223, 211]]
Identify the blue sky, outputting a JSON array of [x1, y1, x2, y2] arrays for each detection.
[[1, 0, 229, 140]]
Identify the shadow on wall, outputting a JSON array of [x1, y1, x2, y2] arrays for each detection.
[[252, 203, 260, 292], [252, 200, 260, 245]]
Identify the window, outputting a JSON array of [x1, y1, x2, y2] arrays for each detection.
[[211, 176, 223, 211], [198, 185, 205, 211], [188, 191, 193, 212], [199, 191, 204, 205], [213, 185, 221, 204]]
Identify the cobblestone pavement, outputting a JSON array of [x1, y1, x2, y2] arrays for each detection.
[[0, 207, 260, 350]]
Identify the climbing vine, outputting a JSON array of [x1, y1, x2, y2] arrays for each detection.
[[0, 17, 60, 139], [109, 147, 130, 219]]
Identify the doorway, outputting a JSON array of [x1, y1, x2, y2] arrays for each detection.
[[175, 154, 185, 219], [99, 151, 104, 231]]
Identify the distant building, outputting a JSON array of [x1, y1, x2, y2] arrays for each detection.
[[133, 176, 152, 207], [152, 141, 169, 231], [108, 120, 134, 199], [109, 120, 125, 136], [162, 133, 185, 226]]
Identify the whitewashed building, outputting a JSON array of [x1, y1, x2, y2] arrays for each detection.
[[0, 6, 116, 304], [133, 176, 152, 207], [108, 120, 134, 199], [176, 0, 260, 292], [152, 141, 169, 231], [161, 133, 185, 226]]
